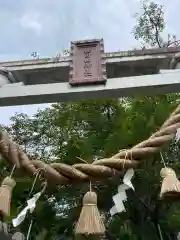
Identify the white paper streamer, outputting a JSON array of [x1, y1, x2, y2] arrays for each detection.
[[110, 205, 118, 216], [175, 128, 180, 142], [110, 168, 135, 216], [12, 192, 41, 227], [113, 190, 127, 203], [123, 169, 134, 191], [27, 192, 41, 213], [113, 192, 127, 212], [118, 183, 129, 193]]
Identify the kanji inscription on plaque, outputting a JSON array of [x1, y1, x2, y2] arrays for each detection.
[[69, 39, 106, 85]]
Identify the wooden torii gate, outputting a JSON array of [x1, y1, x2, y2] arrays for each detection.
[[0, 38, 180, 107]]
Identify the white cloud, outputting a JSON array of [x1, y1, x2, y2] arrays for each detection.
[[20, 11, 42, 35]]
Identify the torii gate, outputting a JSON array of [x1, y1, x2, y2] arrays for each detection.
[[0, 38, 180, 107]]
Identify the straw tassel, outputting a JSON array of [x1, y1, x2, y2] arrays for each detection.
[[0, 177, 16, 219], [75, 191, 105, 236], [160, 167, 180, 200]]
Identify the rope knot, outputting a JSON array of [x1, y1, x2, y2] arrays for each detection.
[[160, 167, 176, 178], [1, 177, 16, 189], [83, 191, 97, 205]]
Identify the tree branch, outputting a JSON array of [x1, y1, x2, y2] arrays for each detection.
[[167, 39, 180, 47], [143, 4, 163, 48], [147, 13, 162, 48]]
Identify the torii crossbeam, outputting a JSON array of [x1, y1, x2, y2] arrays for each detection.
[[1, 38, 180, 107]]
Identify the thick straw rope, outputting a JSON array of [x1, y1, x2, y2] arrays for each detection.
[[0, 104, 180, 185]]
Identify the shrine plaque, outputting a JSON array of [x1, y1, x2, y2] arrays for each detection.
[[69, 39, 107, 85]]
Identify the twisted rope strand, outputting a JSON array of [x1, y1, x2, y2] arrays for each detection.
[[0, 104, 179, 185]]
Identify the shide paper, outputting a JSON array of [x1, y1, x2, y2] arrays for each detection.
[[12, 192, 41, 227], [175, 128, 180, 142], [110, 169, 135, 216]]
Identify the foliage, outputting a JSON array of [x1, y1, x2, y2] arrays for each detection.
[[1, 94, 180, 239], [133, 0, 180, 48]]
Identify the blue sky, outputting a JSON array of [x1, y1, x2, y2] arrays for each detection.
[[0, 0, 179, 125]]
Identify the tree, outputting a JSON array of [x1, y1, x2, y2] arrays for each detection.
[[131, 1, 180, 239], [1, 99, 128, 239], [2, 95, 180, 239], [133, 0, 180, 48]]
